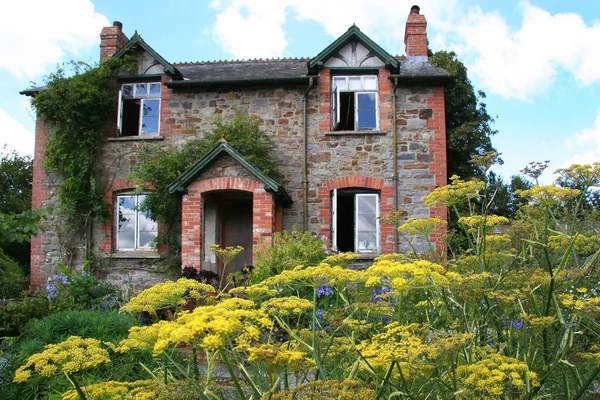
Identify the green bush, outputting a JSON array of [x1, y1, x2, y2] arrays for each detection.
[[44, 263, 116, 312], [0, 295, 49, 337], [249, 230, 328, 284], [1, 309, 153, 400]]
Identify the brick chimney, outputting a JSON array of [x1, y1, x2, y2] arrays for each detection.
[[100, 21, 129, 61], [404, 5, 428, 61]]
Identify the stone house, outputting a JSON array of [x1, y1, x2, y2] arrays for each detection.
[[25, 5, 449, 290]]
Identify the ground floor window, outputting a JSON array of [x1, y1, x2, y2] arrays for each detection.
[[116, 194, 157, 251], [332, 189, 379, 253]]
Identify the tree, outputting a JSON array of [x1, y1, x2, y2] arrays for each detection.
[[0, 149, 33, 269], [0, 149, 32, 215], [429, 50, 498, 180]]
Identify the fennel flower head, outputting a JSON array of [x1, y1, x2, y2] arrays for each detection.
[[13, 336, 111, 383]]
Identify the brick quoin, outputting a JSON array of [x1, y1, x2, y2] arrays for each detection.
[[180, 177, 276, 269], [30, 117, 49, 291], [428, 86, 448, 252], [317, 176, 394, 254]]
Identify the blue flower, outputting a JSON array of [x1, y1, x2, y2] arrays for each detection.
[[513, 321, 524, 330], [82, 270, 90, 277], [54, 273, 69, 285], [382, 317, 389, 324], [371, 287, 391, 303], [46, 283, 58, 300], [316, 285, 334, 298], [316, 309, 326, 319]]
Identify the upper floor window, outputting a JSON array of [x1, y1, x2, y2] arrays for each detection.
[[331, 75, 378, 131], [118, 83, 161, 137], [116, 194, 158, 251]]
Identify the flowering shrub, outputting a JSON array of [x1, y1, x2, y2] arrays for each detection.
[[12, 162, 600, 399], [44, 263, 116, 311]]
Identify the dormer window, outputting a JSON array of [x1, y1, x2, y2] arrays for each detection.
[[118, 83, 161, 136], [332, 75, 378, 131]]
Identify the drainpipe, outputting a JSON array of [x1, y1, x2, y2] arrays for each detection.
[[302, 77, 315, 232], [392, 77, 399, 253]]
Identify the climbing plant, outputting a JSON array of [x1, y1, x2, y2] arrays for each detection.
[[128, 111, 279, 243], [29, 58, 137, 251]]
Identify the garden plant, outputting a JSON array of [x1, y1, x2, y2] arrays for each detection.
[[5, 161, 600, 399]]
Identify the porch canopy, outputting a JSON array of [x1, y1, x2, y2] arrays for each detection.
[[168, 138, 291, 271]]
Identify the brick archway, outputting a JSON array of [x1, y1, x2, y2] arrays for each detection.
[[181, 177, 278, 268], [317, 175, 394, 254]]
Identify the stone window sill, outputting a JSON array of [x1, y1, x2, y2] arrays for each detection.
[[356, 253, 380, 260], [105, 252, 162, 259], [107, 136, 164, 142], [325, 130, 388, 136]]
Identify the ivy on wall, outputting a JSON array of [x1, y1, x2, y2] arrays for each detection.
[[129, 111, 279, 245]]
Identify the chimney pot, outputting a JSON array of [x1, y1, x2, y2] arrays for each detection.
[[113, 21, 123, 31], [404, 5, 428, 60]]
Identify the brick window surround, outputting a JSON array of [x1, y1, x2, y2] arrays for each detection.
[[317, 176, 394, 254], [181, 177, 280, 268]]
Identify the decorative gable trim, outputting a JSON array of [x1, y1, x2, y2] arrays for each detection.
[[112, 33, 182, 79], [308, 25, 399, 74], [168, 139, 292, 205]]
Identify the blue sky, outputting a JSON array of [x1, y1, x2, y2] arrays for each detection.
[[1, 0, 599, 184]]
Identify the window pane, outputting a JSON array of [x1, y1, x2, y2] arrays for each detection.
[[138, 231, 157, 248], [357, 195, 377, 215], [134, 84, 147, 97], [357, 111, 377, 129], [138, 211, 157, 232], [357, 232, 377, 252], [117, 231, 135, 250], [363, 76, 377, 90], [357, 214, 376, 231], [333, 77, 347, 91], [141, 100, 160, 134], [122, 85, 134, 99], [348, 77, 362, 90], [118, 196, 136, 213], [149, 83, 161, 97], [357, 92, 377, 109]]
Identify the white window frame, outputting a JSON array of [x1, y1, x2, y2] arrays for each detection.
[[331, 75, 379, 131], [118, 83, 161, 137], [115, 194, 158, 251], [331, 189, 380, 254]]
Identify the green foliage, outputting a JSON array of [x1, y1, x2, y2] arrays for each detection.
[[129, 111, 279, 241], [429, 50, 498, 180], [30, 58, 134, 225], [1, 309, 152, 400], [487, 171, 532, 219], [249, 230, 328, 283], [0, 149, 32, 216], [0, 295, 50, 337], [44, 263, 116, 312]]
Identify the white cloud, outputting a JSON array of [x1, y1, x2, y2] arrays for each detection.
[[0, 108, 35, 157], [444, 2, 600, 100], [0, 0, 109, 79], [564, 109, 600, 167], [210, 0, 459, 59]]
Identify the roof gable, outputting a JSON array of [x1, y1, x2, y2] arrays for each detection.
[[309, 25, 399, 73], [168, 140, 292, 205], [112, 33, 182, 79]]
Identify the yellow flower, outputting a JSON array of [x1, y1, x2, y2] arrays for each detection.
[[14, 336, 111, 383], [423, 175, 485, 207], [62, 380, 157, 400], [152, 298, 272, 355], [458, 215, 509, 233], [399, 217, 447, 235], [260, 296, 313, 317], [517, 185, 581, 207], [457, 352, 539, 399], [120, 278, 214, 314]]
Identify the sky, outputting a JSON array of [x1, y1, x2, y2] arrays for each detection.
[[1, 0, 599, 184]]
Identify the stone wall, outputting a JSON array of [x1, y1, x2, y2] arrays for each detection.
[[30, 68, 446, 290]]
